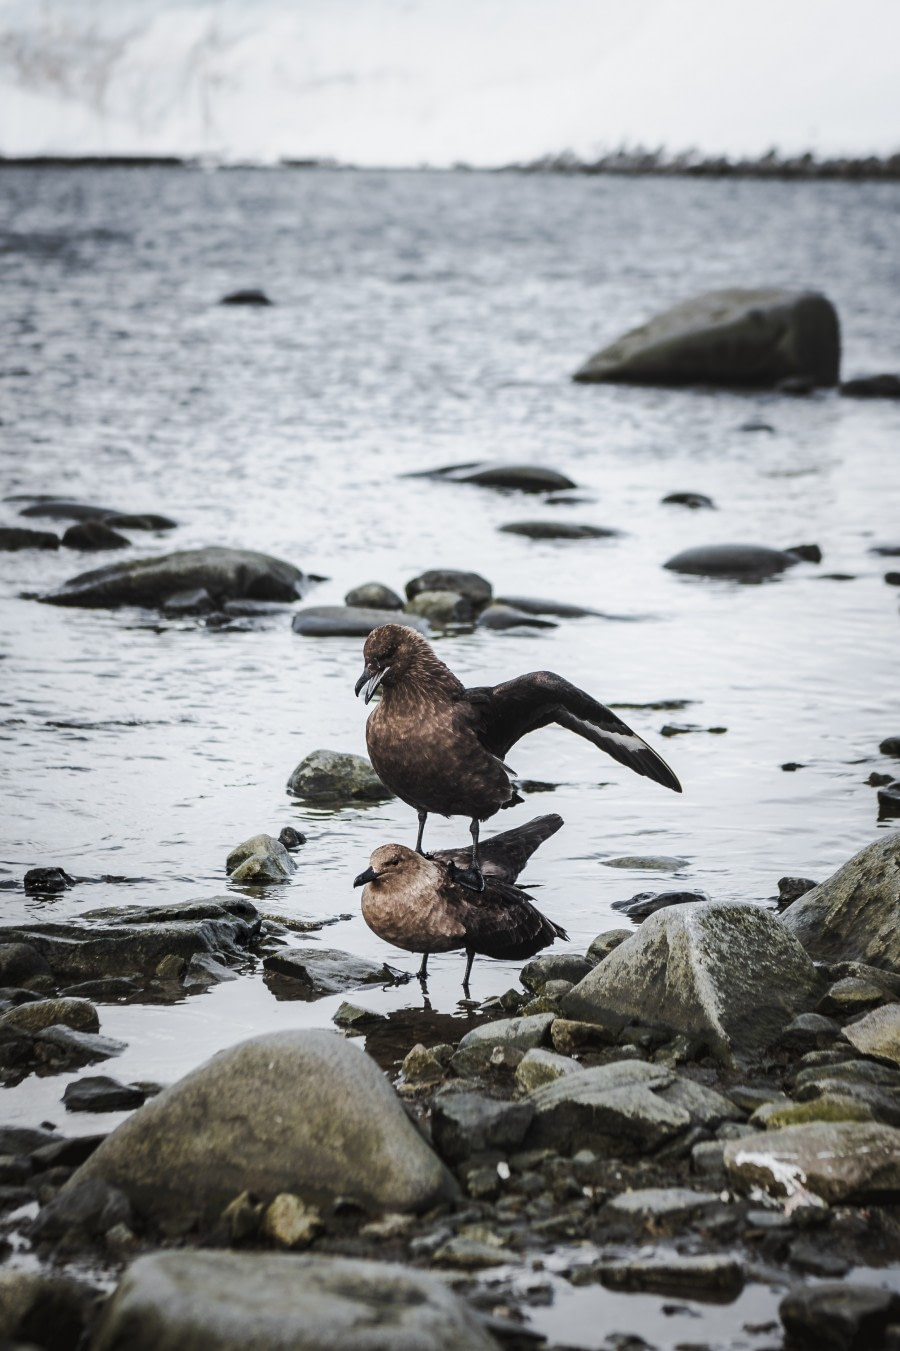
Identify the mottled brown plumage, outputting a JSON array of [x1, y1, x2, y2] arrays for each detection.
[[355, 623, 681, 887], [353, 838, 567, 986]]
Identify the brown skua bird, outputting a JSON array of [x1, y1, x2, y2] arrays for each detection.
[[355, 623, 681, 889], [353, 823, 567, 986]]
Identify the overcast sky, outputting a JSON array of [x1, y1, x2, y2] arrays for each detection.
[[1, 0, 898, 163]]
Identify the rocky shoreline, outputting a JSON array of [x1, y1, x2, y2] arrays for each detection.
[[1, 832, 899, 1349]]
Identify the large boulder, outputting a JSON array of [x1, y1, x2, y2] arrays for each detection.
[[40, 547, 305, 610], [562, 902, 821, 1065], [780, 834, 900, 973], [92, 1251, 498, 1351], [65, 1030, 456, 1228], [573, 288, 840, 387]]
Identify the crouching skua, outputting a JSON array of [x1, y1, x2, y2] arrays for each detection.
[[355, 623, 681, 889], [353, 813, 567, 987]]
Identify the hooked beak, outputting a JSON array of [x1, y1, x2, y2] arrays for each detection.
[[353, 866, 379, 888], [354, 665, 390, 704]]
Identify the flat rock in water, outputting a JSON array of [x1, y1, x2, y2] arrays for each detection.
[[499, 520, 620, 540], [592, 1253, 745, 1299], [842, 1004, 900, 1066], [40, 547, 305, 610], [724, 1121, 900, 1203], [34, 1025, 127, 1066], [840, 373, 900, 398], [521, 954, 594, 992], [63, 1075, 147, 1112], [286, 749, 393, 803], [92, 1251, 495, 1351], [661, 491, 715, 509], [475, 604, 557, 630], [343, 582, 403, 610], [408, 461, 576, 493], [573, 288, 840, 387], [494, 594, 600, 617], [225, 833, 295, 884], [263, 947, 402, 997], [19, 499, 118, 522], [405, 590, 474, 625], [664, 543, 805, 579], [612, 890, 709, 921], [61, 521, 130, 551], [601, 855, 689, 870], [66, 1030, 456, 1228], [405, 569, 492, 603], [220, 289, 272, 305], [562, 902, 821, 1065], [0, 527, 59, 551], [781, 833, 900, 973], [291, 606, 429, 637]]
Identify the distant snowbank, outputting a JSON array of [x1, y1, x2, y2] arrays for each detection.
[[1, 0, 898, 166]]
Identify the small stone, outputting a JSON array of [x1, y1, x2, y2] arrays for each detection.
[[489, 1045, 525, 1070], [777, 876, 819, 910], [23, 866, 77, 894], [225, 833, 296, 883], [63, 1077, 146, 1113], [405, 569, 492, 604], [182, 954, 238, 988], [263, 947, 401, 996], [0, 997, 99, 1036], [220, 289, 272, 305], [499, 520, 620, 540], [404, 590, 474, 625], [691, 1140, 726, 1178], [840, 373, 900, 398], [449, 1013, 555, 1075], [475, 604, 557, 631], [62, 521, 130, 551], [550, 1015, 625, 1054], [521, 954, 593, 993], [603, 1186, 721, 1224], [776, 1013, 841, 1052], [0, 526, 60, 550], [593, 1253, 744, 1299], [155, 955, 186, 980], [34, 1026, 127, 1067], [220, 1190, 264, 1242], [585, 930, 632, 964], [431, 1091, 533, 1163], [278, 827, 306, 851], [879, 737, 900, 757], [286, 750, 393, 803], [399, 1044, 446, 1085], [333, 1002, 387, 1029], [432, 1235, 515, 1268], [261, 1193, 323, 1248], [515, 1048, 581, 1093], [344, 582, 403, 610], [878, 783, 900, 818], [662, 491, 715, 509], [842, 1004, 900, 1066], [818, 977, 893, 1017]]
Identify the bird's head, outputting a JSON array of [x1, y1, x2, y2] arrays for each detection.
[[353, 842, 434, 889], [354, 623, 431, 703]]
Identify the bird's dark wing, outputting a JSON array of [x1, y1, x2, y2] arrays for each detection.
[[447, 878, 567, 960], [433, 812, 563, 884], [460, 671, 682, 793]]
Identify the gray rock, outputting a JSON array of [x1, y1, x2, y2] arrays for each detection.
[[840, 373, 900, 399], [34, 1025, 127, 1067], [92, 1251, 497, 1351], [431, 1090, 534, 1162], [656, 1076, 743, 1129], [602, 854, 690, 870], [220, 289, 272, 305], [880, 735, 900, 755], [182, 954, 239, 988], [332, 1002, 388, 1030], [662, 491, 715, 509], [475, 604, 557, 630], [104, 513, 177, 531], [343, 582, 403, 611], [724, 1121, 900, 1203], [793, 1058, 900, 1094], [62, 521, 130, 551], [63, 1075, 147, 1112], [0, 996, 99, 1036], [878, 782, 900, 818], [520, 954, 593, 993], [67, 1030, 457, 1229], [24, 865, 76, 893], [781, 833, 900, 973], [19, 498, 118, 522], [573, 288, 840, 387], [405, 590, 474, 625], [585, 929, 632, 964], [589, 1253, 745, 1298], [405, 569, 493, 604], [777, 876, 819, 910], [31, 1177, 132, 1242], [751, 1094, 878, 1130], [286, 750, 393, 803], [563, 902, 820, 1065], [292, 606, 429, 637], [819, 976, 895, 1017], [450, 1013, 555, 1075], [40, 547, 305, 610], [603, 1186, 721, 1223], [225, 833, 296, 884], [161, 587, 213, 615], [776, 1012, 841, 1052], [780, 1281, 900, 1350], [611, 889, 708, 921], [514, 1047, 581, 1093], [842, 1004, 900, 1066], [499, 520, 620, 540], [409, 461, 575, 493], [0, 526, 59, 551], [0, 1270, 98, 1348], [0, 897, 259, 981], [664, 542, 807, 579], [494, 594, 600, 618], [263, 947, 402, 997], [527, 1060, 688, 1153]]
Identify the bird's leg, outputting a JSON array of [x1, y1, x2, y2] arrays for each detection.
[[414, 809, 428, 855], [417, 953, 429, 983], [462, 949, 475, 990], [452, 818, 485, 892]]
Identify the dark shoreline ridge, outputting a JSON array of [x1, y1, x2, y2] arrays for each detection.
[[1, 148, 899, 179]]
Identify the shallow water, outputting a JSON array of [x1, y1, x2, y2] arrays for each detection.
[[1, 167, 900, 1343]]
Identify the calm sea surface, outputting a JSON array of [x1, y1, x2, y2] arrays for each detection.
[[1, 168, 899, 1339]]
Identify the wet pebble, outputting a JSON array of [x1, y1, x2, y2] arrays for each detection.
[[61, 520, 130, 551], [219, 288, 272, 305], [344, 581, 403, 610], [661, 491, 715, 509], [63, 1075, 147, 1113], [499, 520, 620, 540]]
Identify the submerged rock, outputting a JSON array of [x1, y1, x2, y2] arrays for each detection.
[[67, 1030, 456, 1228], [220, 288, 272, 306], [63, 1075, 147, 1112], [61, 521, 130, 551], [286, 750, 393, 804], [573, 288, 840, 387], [494, 594, 600, 618], [611, 890, 709, 921], [499, 520, 620, 540], [405, 569, 492, 604], [405, 590, 474, 625], [664, 543, 813, 579], [92, 1251, 495, 1351], [225, 834, 296, 884], [476, 604, 557, 630], [291, 606, 428, 637], [0, 526, 59, 551], [661, 491, 715, 509], [780, 833, 900, 973], [41, 547, 305, 610], [562, 902, 821, 1064], [263, 947, 402, 997], [840, 373, 900, 398], [343, 582, 403, 610], [408, 461, 576, 493], [724, 1121, 900, 1204]]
